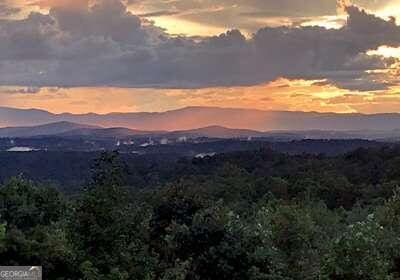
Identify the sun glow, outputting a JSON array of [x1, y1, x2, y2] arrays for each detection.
[[146, 16, 228, 37], [300, 15, 346, 29], [1, 78, 391, 115], [376, 0, 400, 21], [367, 46, 400, 58]]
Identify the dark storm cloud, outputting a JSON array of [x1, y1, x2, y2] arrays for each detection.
[[0, 0, 399, 91]]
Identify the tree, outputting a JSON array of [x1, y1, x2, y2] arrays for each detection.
[[72, 151, 155, 279]]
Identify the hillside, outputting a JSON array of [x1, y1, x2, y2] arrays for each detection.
[[3, 106, 400, 131], [0, 121, 100, 138]]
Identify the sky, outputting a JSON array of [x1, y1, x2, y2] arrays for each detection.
[[1, 0, 400, 114]]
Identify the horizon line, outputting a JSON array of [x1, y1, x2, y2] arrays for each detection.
[[1, 105, 400, 117]]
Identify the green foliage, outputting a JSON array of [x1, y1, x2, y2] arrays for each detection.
[[0, 177, 75, 278], [0, 176, 66, 230], [66, 152, 156, 279], [0, 222, 5, 250], [2, 148, 400, 278], [323, 214, 393, 280]]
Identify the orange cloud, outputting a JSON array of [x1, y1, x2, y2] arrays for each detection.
[[2, 78, 400, 114], [30, 0, 90, 10], [337, 0, 351, 13]]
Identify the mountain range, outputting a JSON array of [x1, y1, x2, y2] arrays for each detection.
[[0, 122, 266, 139], [2, 121, 400, 141], [2, 106, 400, 132], [0, 122, 99, 138]]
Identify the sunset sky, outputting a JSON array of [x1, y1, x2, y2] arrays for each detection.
[[1, 0, 400, 114]]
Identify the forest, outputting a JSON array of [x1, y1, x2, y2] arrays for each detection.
[[2, 146, 400, 279], [0, 139, 385, 191]]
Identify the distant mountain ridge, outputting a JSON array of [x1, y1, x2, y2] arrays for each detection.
[[0, 122, 265, 139], [3, 121, 400, 141], [3, 106, 400, 132], [0, 122, 100, 138], [168, 126, 266, 139], [59, 127, 160, 138]]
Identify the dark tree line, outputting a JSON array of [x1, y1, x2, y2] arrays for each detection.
[[2, 147, 400, 279]]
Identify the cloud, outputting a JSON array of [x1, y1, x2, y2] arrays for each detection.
[[137, 10, 180, 17], [0, 86, 41, 94], [0, 0, 399, 91], [128, 0, 392, 18], [0, 0, 21, 17], [30, 0, 90, 10], [126, 0, 395, 34], [9, 78, 400, 115]]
